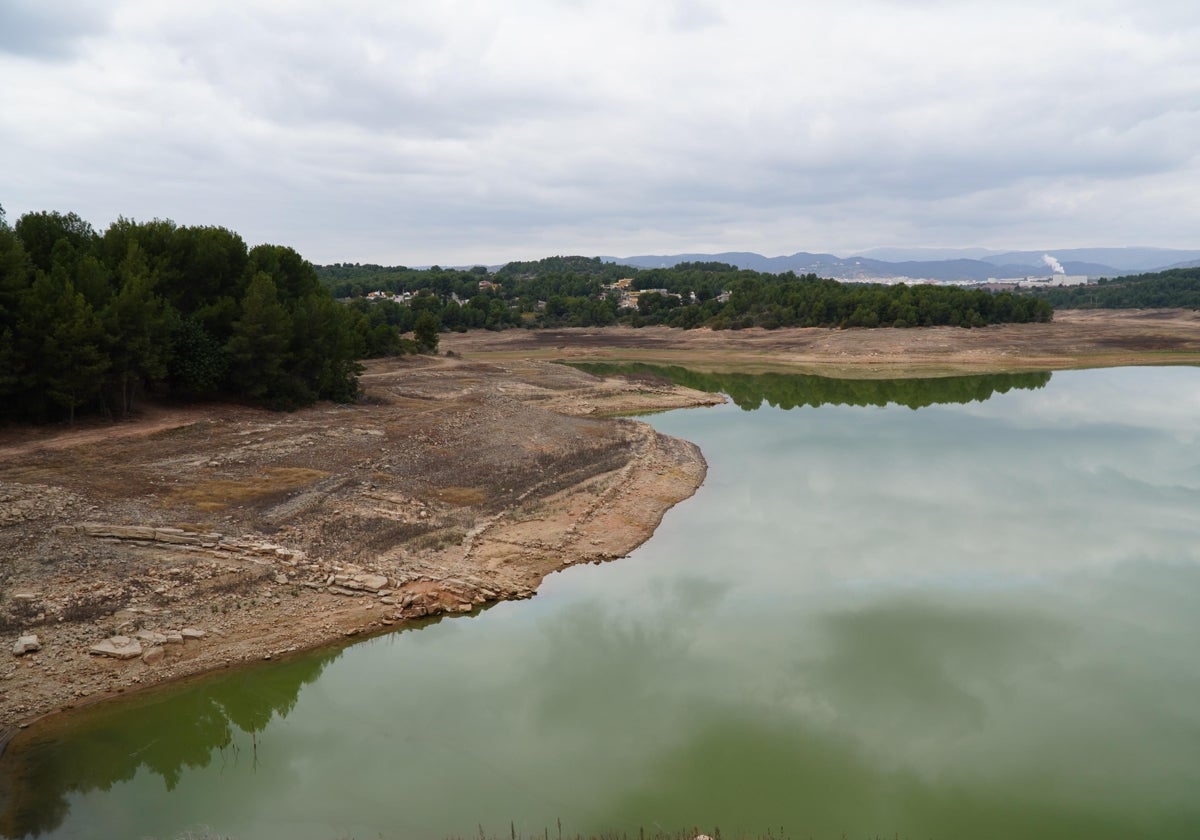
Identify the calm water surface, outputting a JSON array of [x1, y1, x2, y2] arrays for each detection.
[[3, 367, 1199, 839]]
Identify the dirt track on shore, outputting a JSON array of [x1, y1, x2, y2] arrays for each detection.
[[2, 309, 1197, 731]]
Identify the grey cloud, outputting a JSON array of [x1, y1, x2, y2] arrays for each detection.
[[0, 1, 110, 59], [669, 0, 724, 32], [153, 5, 608, 139]]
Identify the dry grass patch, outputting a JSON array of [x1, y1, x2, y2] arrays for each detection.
[[411, 527, 467, 551], [434, 486, 489, 506], [166, 467, 330, 511]]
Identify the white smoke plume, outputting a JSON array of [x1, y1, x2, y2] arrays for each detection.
[[1042, 254, 1066, 274]]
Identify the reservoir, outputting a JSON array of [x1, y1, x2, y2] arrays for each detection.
[[2, 366, 1199, 839]]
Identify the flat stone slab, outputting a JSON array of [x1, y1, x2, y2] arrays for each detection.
[[89, 636, 143, 660], [180, 627, 206, 640], [357, 574, 389, 591]]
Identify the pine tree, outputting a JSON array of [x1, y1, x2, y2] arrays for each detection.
[[225, 272, 293, 406], [20, 275, 109, 422], [104, 243, 174, 414], [413, 309, 440, 354]]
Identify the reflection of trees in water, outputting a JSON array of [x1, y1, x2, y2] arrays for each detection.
[[570, 363, 1052, 412], [0, 648, 338, 838]]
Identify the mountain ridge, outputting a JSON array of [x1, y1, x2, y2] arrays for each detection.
[[599, 248, 1200, 281]]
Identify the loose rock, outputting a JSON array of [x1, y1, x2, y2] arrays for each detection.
[[12, 635, 41, 656]]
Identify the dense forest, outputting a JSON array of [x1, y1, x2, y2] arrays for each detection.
[[567, 363, 1052, 411], [1029, 268, 1200, 309], [0, 207, 420, 423], [316, 256, 1053, 332]]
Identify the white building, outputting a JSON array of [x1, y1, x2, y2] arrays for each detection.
[[990, 275, 1091, 288]]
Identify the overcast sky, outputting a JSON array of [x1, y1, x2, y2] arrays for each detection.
[[2, 0, 1197, 265]]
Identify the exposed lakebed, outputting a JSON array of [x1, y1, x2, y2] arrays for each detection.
[[3, 366, 1199, 839]]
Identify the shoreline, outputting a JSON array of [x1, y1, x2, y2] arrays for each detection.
[[2, 425, 709, 745], [1, 357, 720, 735], [4, 309, 1199, 737]]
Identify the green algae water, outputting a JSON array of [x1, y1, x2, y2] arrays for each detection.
[[3, 366, 1199, 839]]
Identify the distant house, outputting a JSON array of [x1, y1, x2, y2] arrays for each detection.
[[616, 288, 683, 309], [365, 290, 413, 303]]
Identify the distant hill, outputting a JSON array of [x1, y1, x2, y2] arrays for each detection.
[[602, 251, 843, 274], [850, 247, 1002, 262], [604, 251, 1073, 281], [604, 248, 1200, 282]]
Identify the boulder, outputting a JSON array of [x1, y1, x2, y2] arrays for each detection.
[[90, 636, 143, 660], [142, 646, 165, 664], [164, 633, 184, 645], [180, 627, 206, 640], [12, 635, 40, 656]]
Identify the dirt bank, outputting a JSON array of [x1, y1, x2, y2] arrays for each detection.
[[440, 309, 1200, 376], [0, 356, 721, 729]]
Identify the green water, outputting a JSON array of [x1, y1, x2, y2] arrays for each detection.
[[3, 367, 1199, 839]]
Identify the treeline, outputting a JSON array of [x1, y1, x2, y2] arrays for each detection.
[[318, 256, 617, 330], [568, 362, 1052, 411], [633, 268, 1051, 329], [1028, 268, 1200, 309], [0, 207, 415, 424], [317, 257, 1053, 332]]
